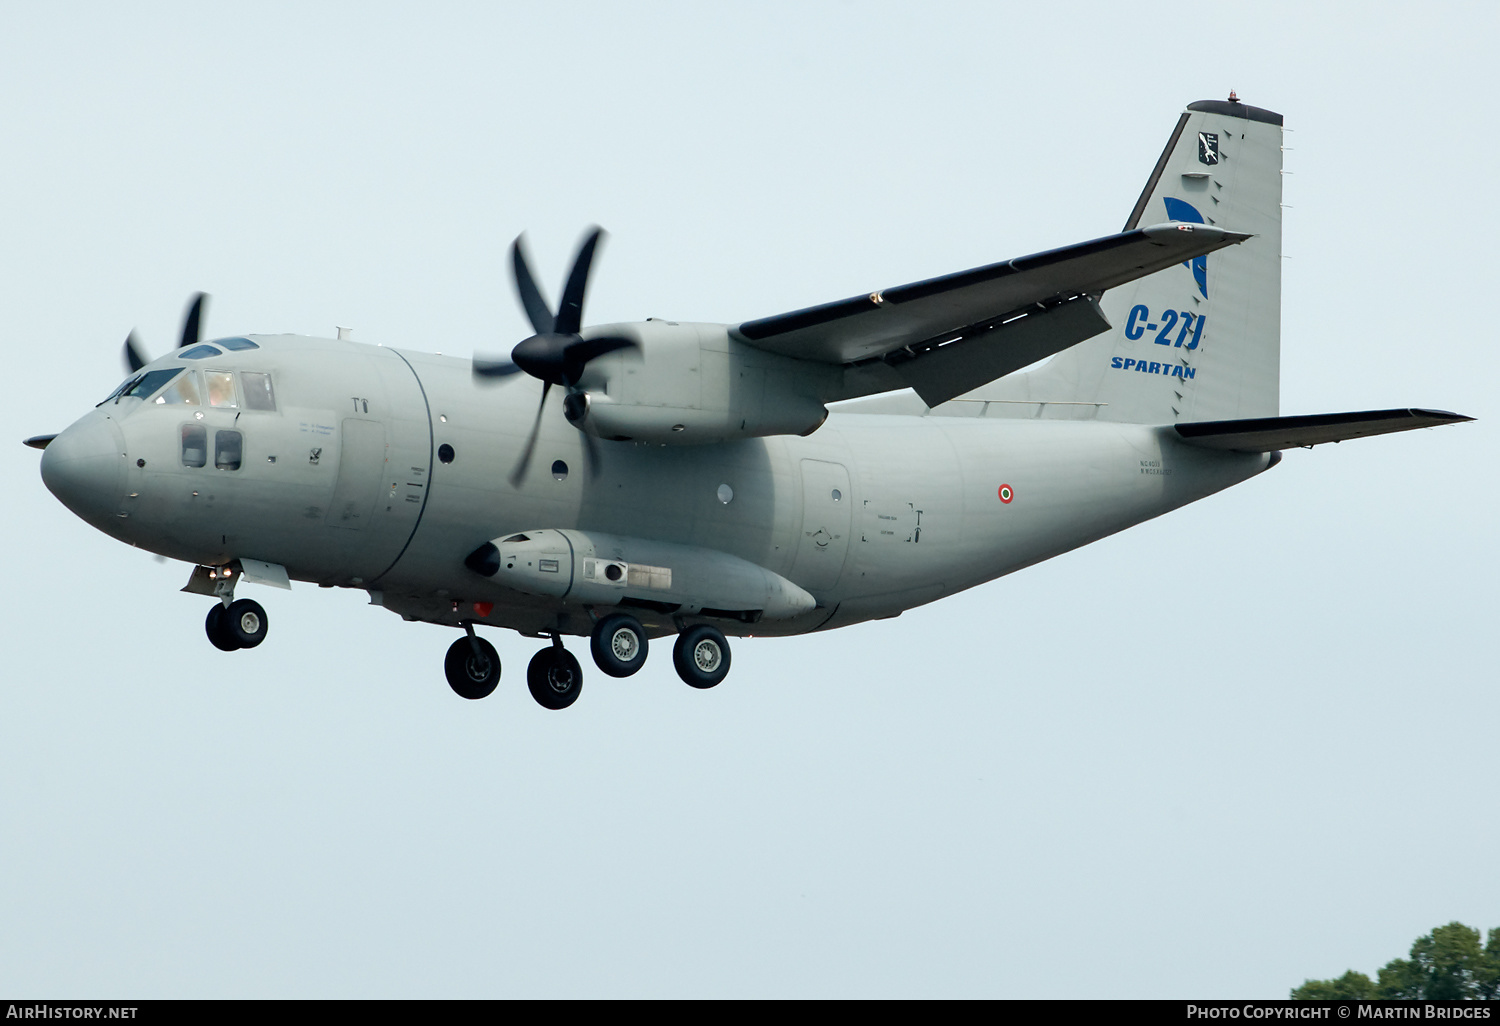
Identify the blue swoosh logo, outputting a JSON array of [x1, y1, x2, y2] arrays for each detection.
[[1162, 197, 1208, 298]]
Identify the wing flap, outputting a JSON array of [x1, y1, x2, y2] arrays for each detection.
[[1174, 409, 1473, 452], [734, 222, 1248, 366], [883, 295, 1111, 407]]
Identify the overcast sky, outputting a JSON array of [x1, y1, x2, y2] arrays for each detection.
[[3, 1, 1495, 998]]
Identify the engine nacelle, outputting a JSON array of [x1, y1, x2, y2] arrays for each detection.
[[465, 529, 817, 622], [568, 320, 834, 444]]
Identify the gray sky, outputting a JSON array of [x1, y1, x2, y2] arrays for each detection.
[[3, 0, 1495, 998]]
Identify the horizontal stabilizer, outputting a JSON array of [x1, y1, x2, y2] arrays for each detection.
[[1174, 408, 1473, 452]]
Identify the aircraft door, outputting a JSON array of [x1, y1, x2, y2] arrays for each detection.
[[326, 418, 386, 530], [790, 459, 851, 594]]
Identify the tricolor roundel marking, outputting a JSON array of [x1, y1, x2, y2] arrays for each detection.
[[998, 484, 1014, 504]]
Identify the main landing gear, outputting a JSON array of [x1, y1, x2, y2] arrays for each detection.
[[528, 639, 583, 710], [205, 598, 268, 651], [444, 625, 500, 700], [440, 617, 735, 709], [673, 624, 731, 689], [590, 613, 648, 678]]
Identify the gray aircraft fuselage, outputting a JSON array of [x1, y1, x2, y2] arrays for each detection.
[[44, 330, 1271, 641]]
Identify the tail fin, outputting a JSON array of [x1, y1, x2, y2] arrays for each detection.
[[976, 98, 1283, 423]]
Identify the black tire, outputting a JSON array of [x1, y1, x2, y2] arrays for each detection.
[[224, 598, 268, 649], [527, 646, 584, 710], [673, 625, 731, 689], [205, 603, 241, 651], [590, 613, 648, 678], [444, 636, 500, 700]]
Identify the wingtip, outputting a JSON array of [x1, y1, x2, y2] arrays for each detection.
[[1411, 408, 1475, 424]]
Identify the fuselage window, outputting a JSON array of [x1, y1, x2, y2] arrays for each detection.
[[155, 370, 202, 405], [215, 337, 260, 352], [206, 371, 238, 408], [241, 371, 276, 411], [215, 430, 242, 471], [181, 424, 208, 468], [120, 368, 183, 402], [180, 344, 224, 360]]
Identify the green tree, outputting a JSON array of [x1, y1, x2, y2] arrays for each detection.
[[1289, 970, 1374, 1000], [1293, 922, 1500, 1000]]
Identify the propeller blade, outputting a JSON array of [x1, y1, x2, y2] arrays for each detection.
[[179, 292, 207, 350], [508, 382, 551, 488], [473, 356, 526, 380], [510, 236, 555, 336], [554, 227, 603, 336], [579, 419, 602, 479], [123, 331, 148, 373]]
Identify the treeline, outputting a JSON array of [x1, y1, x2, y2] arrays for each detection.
[[1292, 922, 1500, 1000]]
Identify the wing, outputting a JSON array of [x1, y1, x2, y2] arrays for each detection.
[[733, 222, 1248, 405]]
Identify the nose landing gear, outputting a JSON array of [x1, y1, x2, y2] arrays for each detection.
[[204, 598, 268, 651]]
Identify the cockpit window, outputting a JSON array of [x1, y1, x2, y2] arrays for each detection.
[[119, 368, 183, 402], [180, 344, 223, 360], [241, 371, 276, 411], [214, 337, 260, 351], [99, 375, 140, 406], [206, 371, 237, 408], [153, 370, 201, 405]]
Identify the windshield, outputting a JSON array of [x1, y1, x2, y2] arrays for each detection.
[[112, 368, 184, 404]]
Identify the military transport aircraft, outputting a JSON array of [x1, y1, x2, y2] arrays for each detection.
[[27, 96, 1471, 710]]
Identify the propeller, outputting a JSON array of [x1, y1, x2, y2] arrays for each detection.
[[474, 228, 637, 487], [121, 293, 208, 374]]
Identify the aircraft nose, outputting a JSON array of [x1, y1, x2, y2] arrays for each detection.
[[40, 414, 127, 528]]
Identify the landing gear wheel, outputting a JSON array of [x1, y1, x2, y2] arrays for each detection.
[[205, 603, 240, 651], [444, 636, 501, 700], [224, 598, 268, 649], [527, 646, 584, 710], [590, 613, 648, 678], [674, 625, 731, 689]]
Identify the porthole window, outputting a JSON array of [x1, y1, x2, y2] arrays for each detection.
[[438, 443, 455, 464], [717, 483, 734, 504], [831, 488, 842, 502], [552, 460, 569, 481], [215, 429, 242, 471], [181, 424, 207, 468]]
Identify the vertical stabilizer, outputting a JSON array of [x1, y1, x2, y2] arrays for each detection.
[[971, 98, 1283, 423]]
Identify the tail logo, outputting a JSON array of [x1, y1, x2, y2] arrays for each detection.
[[1162, 197, 1209, 298], [1197, 132, 1219, 165]]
